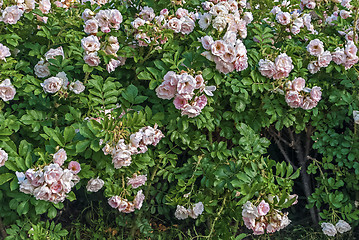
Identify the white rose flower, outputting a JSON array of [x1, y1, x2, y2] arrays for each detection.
[[0, 79, 16, 101], [56, 72, 68, 89], [353, 110, 359, 124], [0, 148, 8, 167], [34, 60, 50, 78], [174, 205, 189, 220], [198, 13, 211, 30], [336, 220, 351, 233], [321, 222, 337, 237], [86, 177, 105, 192], [41, 77, 63, 94], [69, 80, 85, 94]]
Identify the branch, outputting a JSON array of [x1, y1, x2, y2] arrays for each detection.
[[0, 218, 7, 239]]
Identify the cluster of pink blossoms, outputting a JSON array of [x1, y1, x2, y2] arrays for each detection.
[[102, 124, 164, 169], [41, 71, 85, 96], [82, 9, 126, 73], [17, 149, 81, 204], [127, 174, 147, 189], [108, 190, 145, 213], [258, 53, 294, 80], [199, 0, 252, 74], [174, 202, 204, 220], [155, 71, 216, 118], [131, 7, 195, 47], [242, 200, 291, 235], [285, 77, 322, 110], [307, 39, 358, 73], [0, 79, 16, 102], [0, 148, 8, 167]]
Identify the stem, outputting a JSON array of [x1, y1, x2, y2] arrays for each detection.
[[353, 8, 358, 45], [0, 218, 7, 239], [206, 192, 229, 239]]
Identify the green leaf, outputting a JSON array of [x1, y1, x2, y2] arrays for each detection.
[[0, 173, 14, 185]]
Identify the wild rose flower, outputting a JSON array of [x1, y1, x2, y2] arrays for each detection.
[[211, 40, 227, 56], [44, 164, 63, 185], [291, 77, 305, 91], [243, 12, 253, 24], [308, 61, 320, 74], [81, 35, 100, 53], [19, 179, 34, 194], [285, 91, 303, 108], [127, 174, 147, 189], [84, 19, 98, 34], [276, 12, 291, 25], [173, 95, 188, 109], [34, 60, 50, 78], [56, 72, 68, 89], [307, 39, 324, 56], [332, 48, 346, 65], [109, 10, 123, 30], [68, 161, 81, 174], [45, 46, 65, 61], [180, 16, 195, 35], [69, 80, 85, 94], [242, 201, 259, 219], [39, 0, 51, 14], [175, 205, 189, 220], [82, 9, 95, 21], [134, 190, 145, 210], [131, 18, 146, 29], [344, 55, 359, 70], [340, 10, 351, 19], [2, 6, 24, 24], [33, 185, 51, 201], [156, 80, 176, 100], [86, 177, 105, 192], [188, 202, 204, 219], [253, 222, 265, 235], [139, 6, 155, 21], [257, 200, 270, 216], [335, 220, 351, 233], [200, 36, 214, 50], [345, 41, 357, 58], [199, 13, 211, 30], [167, 18, 182, 33], [273, 53, 293, 79], [95, 10, 111, 33], [0, 43, 11, 61], [177, 73, 196, 95], [258, 59, 276, 78], [279, 214, 291, 230], [53, 148, 67, 166], [194, 95, 208, 110], [301, 97, 317, 110], [306, 1, 316, 9], [84, 52, 100, 67], [108, 196, 122, 208], [310, 86, 322, 102], [0, 148, 8, 167], [25, 169, 44, 187], [0, 79, 16, 101], [212, 16, 227, 32], [181, 104, 201, 118], [317, 51, 332, 68], [321, 222, 337, 237]]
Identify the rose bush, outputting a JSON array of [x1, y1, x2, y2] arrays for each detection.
[[0, 0, 358, 239]]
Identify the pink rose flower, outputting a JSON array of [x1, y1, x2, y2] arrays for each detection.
[[0, 148, 8, 167], [194, 75, 204, 89], [86, 177, 104, 192], [310, 86, 322, 102], [44, 164, 63, 185], [34, 60, 50, 78], [181, 104, 201, 118], [318, 51, 332, 67], [82, 9, 95, 22], [0, 79, 16, 101], [108, 196, 122, 208], [200, 36, 214, 50], [53, 148, 67, 166], [194, 95, 208, 110], [307, 39, 324, 56], [25, 169, 44, 187], [45, 46, 65, 61], [180, 16, 195, 35], [301, 97, 317, 110], [273, 53, 293, 79], [156, 80, 176, 100], [39, 0, 51, 14], [173, 94, 188, 109], [81, 35, 100, 53], [139, 6, 155, 21], [276, 12, 291, 25], [291, 77, 306, 91], [211, 40, 227, 56], [257, 200, 270, 216], [0, 43, 11, 61], [345, 41, 358, 58], [33, 185, 51, 201], [84, 52, 100, 66], [68, 161, 81, 174], [258, 59, 276, 78], [344, 55, 359, 70], [109, 10, 122, 30], [308, 61, 320, 74], [84, 19, 98, 34], [285, 91, 303, 108], [131, 18, 146, 29], [41, 77, 63, 93], [332, 48, 346, 65], [50, 181, 63, 193], [95, 10, 111, 33], [2, 6, 24, 24], [69, 80, 85, 94], [134, 190, 145, 210], [167, 18, 182, 33], [177, 73, 196, 95], [127, 174, 147, 189], [253, 222, 265, 235]]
